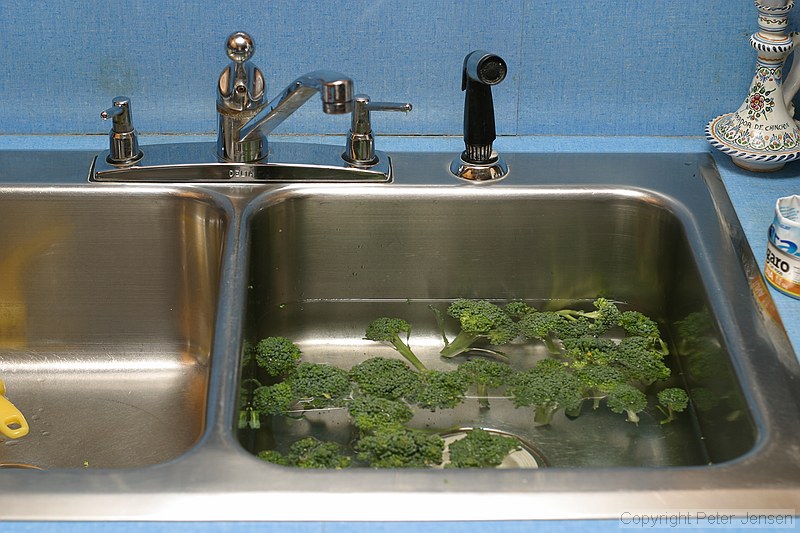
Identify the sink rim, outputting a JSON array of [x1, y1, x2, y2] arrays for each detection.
[[0, 151, 796, 521]]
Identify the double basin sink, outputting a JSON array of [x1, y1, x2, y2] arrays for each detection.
[[0, 147, 797, 520]]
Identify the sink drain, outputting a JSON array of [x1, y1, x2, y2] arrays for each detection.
[[437, 427, 546, 469]]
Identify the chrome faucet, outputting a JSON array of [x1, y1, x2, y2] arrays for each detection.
[[216, 32, 354, 163], [93, 31, 410, 182]]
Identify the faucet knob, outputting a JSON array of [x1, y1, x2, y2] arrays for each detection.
[[100, 96, 142, 166], [343, 94, 412, 166], [225, 31, 255, 64], [218, 32, 264, 112]]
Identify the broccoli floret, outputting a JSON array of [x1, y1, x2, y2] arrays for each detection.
[[618, 311, 668, 354], [550, 315, 594, 340], [257, 449, 289, 466], [579, 297, 623, 334], [606, 383, 648, 425], [562, 335, 618, 368], [259, 437, 351, 469], [253, 336, 301, 377], [518, 311, 566, 354], [503, 301, 537, 320], [657, 387, 689, 424], [349, 357, 421, 400], [364, 317, 427, 371], [347, 396, 413, 433], [354, 426, 444, 468], [445, 428, 521, 468], [411, 370, 470, 411], [508, 358, 584, 425], [458, 358, 515, 409], [613, 336, 670, 386], [291, 362, 351, 409], [253, 381, 295, 416], [574, 364, 627, 409], [440, 299, 518, 359]]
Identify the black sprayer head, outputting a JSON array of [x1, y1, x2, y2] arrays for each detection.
[[462, 50, 508, 90], [460, 50, 507, 163]]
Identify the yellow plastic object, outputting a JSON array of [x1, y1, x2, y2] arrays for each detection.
[[0, 379, 29, 439]]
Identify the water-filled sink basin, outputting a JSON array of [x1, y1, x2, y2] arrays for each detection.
[[0, 187, 227, 468], [241, 187, 751, 468], [0, 150, 797, 521]]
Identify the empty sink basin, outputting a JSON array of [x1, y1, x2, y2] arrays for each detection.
[[0, 187, 227, 468]]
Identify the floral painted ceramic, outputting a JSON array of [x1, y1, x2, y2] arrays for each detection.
[[707, 0, 800, 171]]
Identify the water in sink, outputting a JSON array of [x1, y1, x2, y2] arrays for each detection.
[[238, 298, 728, 469]]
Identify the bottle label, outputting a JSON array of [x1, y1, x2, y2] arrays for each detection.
[[766, 195, 800, 299]]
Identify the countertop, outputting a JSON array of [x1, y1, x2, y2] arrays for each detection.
[[0, 134, 797, 532]]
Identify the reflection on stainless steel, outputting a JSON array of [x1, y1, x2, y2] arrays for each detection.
[[0, 188, 227, 468], [0, 151, 797, 521]]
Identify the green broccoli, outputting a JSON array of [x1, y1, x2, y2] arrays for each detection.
[[613, 336, 670, 386], [253, 336, 301, 377], [657, 387, 689, 424], [364, 317, 427, 371], [618, 311, 669, 354], [573, 364, 628, 410], [550, 315, 593, 340], [349, 357, 421, 400], [291, 362, 352, 409], [606, 383, 648, 425], [445, 428, 521, 468], [508, 358, 584, 425], [458, 358, 515, 409], [440, 299, 518, 359], [503, 301, 537, 320], [252, 381, 295, 416], [517, 311, 567, 354], [259, 437, 351, 469], [411, 369, 470, 411], [256, 449, 289, 466], [562, 335, 619, 368], [347, 396, 414, 433], [577, 297, 623, 334], [354, 426, 444, 468]]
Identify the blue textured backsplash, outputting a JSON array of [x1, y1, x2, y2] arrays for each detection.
[[0, 0, 793, 136]]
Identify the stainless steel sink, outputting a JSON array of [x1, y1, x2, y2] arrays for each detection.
[[241, 186, 752, 468], [0, 186, 228, 468], [0, 150, 797, 520]]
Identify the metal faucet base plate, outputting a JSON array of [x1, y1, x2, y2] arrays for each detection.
[[91, 141, 392, 183]]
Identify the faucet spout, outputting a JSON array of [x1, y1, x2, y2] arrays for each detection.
[[215, 32, 354, 163], [238, 70, 353, 143]]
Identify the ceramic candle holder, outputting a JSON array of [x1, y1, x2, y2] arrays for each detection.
[[707, 0, 800, 171]]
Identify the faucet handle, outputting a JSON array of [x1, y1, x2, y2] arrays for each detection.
[[218, 32, 264, 112], [100, 96, 142, 165], [225, 31, 255, 64], [343, 94, 412, 166]]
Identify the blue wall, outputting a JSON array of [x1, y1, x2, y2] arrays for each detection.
[[0, 0, 794, 137]]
